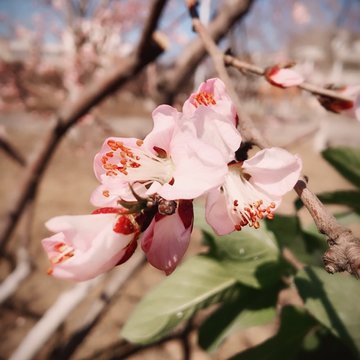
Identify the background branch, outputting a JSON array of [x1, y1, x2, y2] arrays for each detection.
[[156, 0, 255, 104], [0, 0, 168, 252]]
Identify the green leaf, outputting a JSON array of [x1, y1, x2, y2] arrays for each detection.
[[121, 255, 240, 344], [322, 147, 360, 187], [295, 266, 360, 357], [207, 227, 283, 288], [315, 190, 360, 212], [266, 215, 326, 266], [229, 306, 316, 360], [199, 286, 278, 353]]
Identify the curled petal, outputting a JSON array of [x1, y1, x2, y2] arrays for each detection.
[[141, 201, 194, 275], [242, 147, 302, 197], [265, 67, 304, 88], [143, 104, 180, 154], [42, 213, 137, 281]]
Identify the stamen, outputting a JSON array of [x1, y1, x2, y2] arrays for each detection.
[[223, 165, 276, 231], [192, 91, 217, 108], [51, 242, 75, 265], [101, 139, 173, 186]]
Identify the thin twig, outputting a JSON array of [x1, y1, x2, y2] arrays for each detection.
[[188, 3, 360, 278], [224, 54, 354, 103], [190, 15, 269, 148], [157, 0, 255, 104], [9, 277, 102, 360], [0, 0, 168, 252], [50, 252, 146, 360]]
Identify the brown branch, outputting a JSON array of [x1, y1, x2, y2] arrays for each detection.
[[223, 55, 354, 103], [0, 131, 26, 166], [157, 0, 255, 104], [0, 0, 168, 252], [188, 4, 360, 278]]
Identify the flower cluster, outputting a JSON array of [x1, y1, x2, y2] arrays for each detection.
[[42, 78, 302, 281]]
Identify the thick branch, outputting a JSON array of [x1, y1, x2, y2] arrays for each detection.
[[189, 6, 360, 278], [0, 0, 168, 251]]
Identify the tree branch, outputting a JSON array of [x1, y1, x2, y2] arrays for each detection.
[[157, 0, 255, 104], [223, 54, 354, 103], [188, 4, 360, 278], [0, 0, 168, 252]]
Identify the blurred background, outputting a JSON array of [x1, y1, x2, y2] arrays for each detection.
[[0, 0, 359, 359]]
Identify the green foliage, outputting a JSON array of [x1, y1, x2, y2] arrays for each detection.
[[203, 227, 285, 288], [295, 266, 360, 357], [266, 215, 326, 266], [228, 306, 316, 360], [322, 147, 360, 188], [122, 147, 360, 357], [198, 286, 279, 353], [122, 221, 286, 345], [121, 255, 239, 344]]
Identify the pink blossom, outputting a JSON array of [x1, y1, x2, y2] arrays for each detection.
[[42, 208, 139, 281], [265, 66, 304, 88], [141, 200, 193, 275], [183, 78, 237, 126], [93, 104, 234, 204], [206, 148, 302, 235]]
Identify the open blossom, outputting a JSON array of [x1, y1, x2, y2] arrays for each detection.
[[183, 78, 237, 125], [141, 200, 193, 275], [265, 65, 304, 88], [92, 104, 235, 205], [206, 147, 302, 235], [42, 208, 139, 281]]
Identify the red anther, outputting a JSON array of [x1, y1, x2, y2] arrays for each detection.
[[136, 139, 143, 146], [107, 139, 118, 150], [266, 213, 274, 220], [106, 152, 113, 157], [233, 200, 238, 207], [254, 221, 260, 229], [235, 224, 242, 231], [193, 91, 217, 107], [102, 190, 110, 198]]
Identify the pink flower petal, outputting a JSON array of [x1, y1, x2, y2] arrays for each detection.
[[242, 147, 302, 197], [266, 67, 304, 88], [183, 78, 237, 125], [141, 201, 194, 275], [205, 189, 235, 235], [157, 130, 228, 200], [143, 104, 179, 154], [43, 213, 137, 281], [185, 106, 241, 162]]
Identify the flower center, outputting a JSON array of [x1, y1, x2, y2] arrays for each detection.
[[192, 91, 216, 107], [101, 139, 173, 187], [223, 165, 275, 231]]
